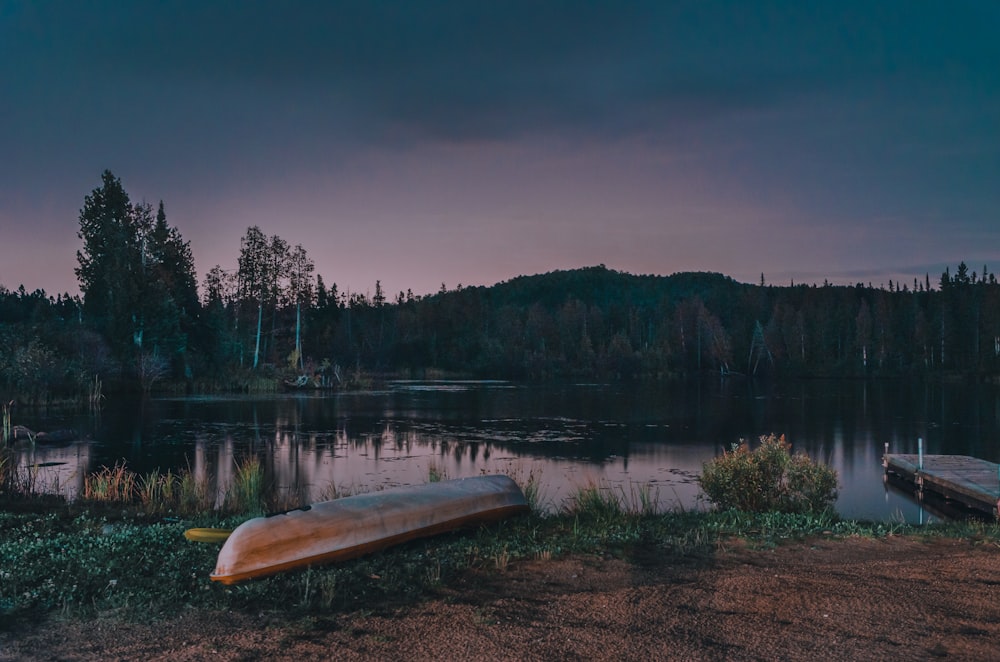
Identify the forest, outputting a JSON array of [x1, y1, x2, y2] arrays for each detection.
[[2, 170, 999, 402]]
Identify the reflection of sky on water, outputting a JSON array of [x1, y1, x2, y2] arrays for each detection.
[[246, 420, 709, 513], [12, 442, 91, 500], [14, 380, 1000, 523]]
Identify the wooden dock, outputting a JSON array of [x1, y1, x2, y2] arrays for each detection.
[[883, 453, 1000, 518]]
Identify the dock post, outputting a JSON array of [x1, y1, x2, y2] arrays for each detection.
[[916, 438, 924, 499]]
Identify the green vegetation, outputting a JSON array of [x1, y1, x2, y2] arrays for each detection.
[[563, 479, 660, 521], [1, 401, 11, 442], [0, 451, 8, 497], [81, 463, 211, 516], [0, 458, 992, 625], [2, 486, 997, 625], [75, 173, 200, 391], [223, 456, 267, 516], [427, 462, 447, 483], [698, 434, 839, 514], [73, 458, 274, 518]]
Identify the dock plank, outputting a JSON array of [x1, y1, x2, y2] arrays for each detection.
[[883, 454, 1000, 517]]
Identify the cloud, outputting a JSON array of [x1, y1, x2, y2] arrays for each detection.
[[0, 2, 843, 143], [3, 1, 999, 297], [9, 0, 997, 155]]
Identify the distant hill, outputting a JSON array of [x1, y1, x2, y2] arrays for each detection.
[[3, 262, 998, 398]]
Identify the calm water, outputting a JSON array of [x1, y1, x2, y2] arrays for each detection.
[[13, 379, 1000, 523]]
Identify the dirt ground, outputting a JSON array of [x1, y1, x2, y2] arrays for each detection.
[[3, 536, 1000, 661]]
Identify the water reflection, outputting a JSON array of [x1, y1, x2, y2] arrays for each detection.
[[12, 441, 92, 500], [11, 379, 1000, 522]]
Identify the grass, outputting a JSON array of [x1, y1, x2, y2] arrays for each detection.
[[496, 465, 543, 512], [223, 456, 266, 515], [427, 461, 447, 483], [3, 501, 998, 625], [0, 402, 25, 497], [89, 375, 103, 410], [1, 401, 11, 444], [82, 461, 137, 503], [75, 457, 269, 517], [0, 452, 9, 496], [3, 462, 1000, 625]]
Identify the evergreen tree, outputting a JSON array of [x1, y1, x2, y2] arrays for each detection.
[[955, 261, 971, 286], [316, 275, 328, 308], [146, 201, 199, 372], [75, 172, 198, 381], [75, 170, 141, 359]]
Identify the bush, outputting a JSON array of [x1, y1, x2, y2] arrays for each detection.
[[698, 434, 838, 514]]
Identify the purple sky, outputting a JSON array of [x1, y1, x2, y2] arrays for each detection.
[[2, 1, 999, 299]]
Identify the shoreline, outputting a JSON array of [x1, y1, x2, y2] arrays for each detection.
[[3, 535, 999, 661]]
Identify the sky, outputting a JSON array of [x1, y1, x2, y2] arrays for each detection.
[[2, 1, 999, 300]]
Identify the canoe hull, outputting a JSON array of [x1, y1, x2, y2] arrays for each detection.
[[210, 475, 529, 584]]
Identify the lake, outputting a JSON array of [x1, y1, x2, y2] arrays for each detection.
[[12, 378, 1000, 523]]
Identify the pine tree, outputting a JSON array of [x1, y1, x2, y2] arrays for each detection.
[[147, 201, 199, 360], [75, 170, 140, 358], [75, 173, 198, 383]]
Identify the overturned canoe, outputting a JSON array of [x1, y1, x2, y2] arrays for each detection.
[[210, 475, 529, 584]]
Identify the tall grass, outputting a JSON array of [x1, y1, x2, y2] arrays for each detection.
[[76, 463, 214, 515], [623, 480, 660, 516], [518, 470, 542, 513], [562, 479, 663, 519], [5, 454, 269, 516], [564, 480, 624, 520], [427, 461, 447, 483], [2, 461, 42, 498], [501, 466, 544, 513], [138, 469, 178, 514], [178, 470, 214, 514], [89, 375, 103, 410], [0, 402, 10, 495], [0, 449, 10, 494], [82, 461, 136, 503], [2, 400, 11, 444], [223, 455, 266, 515]]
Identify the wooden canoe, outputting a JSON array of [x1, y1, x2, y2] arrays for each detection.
[[210, 475, 529, 584]]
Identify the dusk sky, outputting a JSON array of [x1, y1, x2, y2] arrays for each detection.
[[3, 1, 998, 300]]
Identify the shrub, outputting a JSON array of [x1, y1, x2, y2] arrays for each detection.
[[698, 434, 838, 514]]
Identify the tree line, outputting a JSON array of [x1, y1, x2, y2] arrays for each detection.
[[2, 171, 999, 400]]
